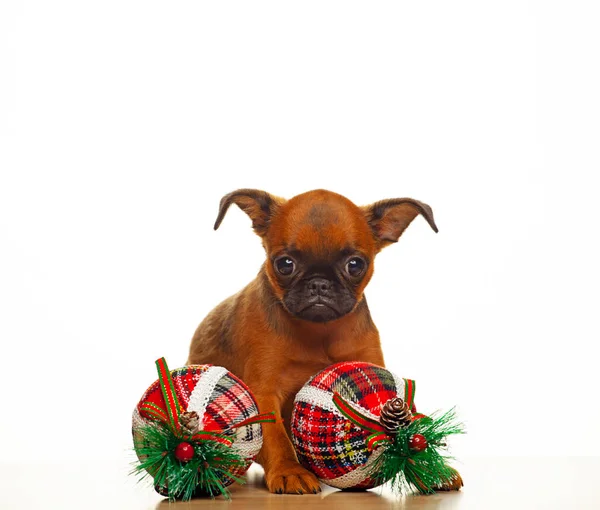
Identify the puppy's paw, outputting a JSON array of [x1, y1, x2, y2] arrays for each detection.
[[432, 467, 464, 491], [265, 461, 321, 495]]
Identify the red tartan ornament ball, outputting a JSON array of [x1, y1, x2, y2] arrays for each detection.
[[408, 434, 428, 452], [174, 442, 195, 462], [291, 361, 417, 490], [133, 364, 265, 492]]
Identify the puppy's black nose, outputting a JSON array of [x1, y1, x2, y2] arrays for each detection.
[[308, 278, 331, 296]]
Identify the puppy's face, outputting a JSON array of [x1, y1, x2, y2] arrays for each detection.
[[269, 247, 366, 323], [264, 195, 376, 323], [214, 189, 438, 324]]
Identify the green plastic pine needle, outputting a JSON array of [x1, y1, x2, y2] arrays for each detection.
[[370, 407, 465, 495], [132, 422, 246, 501]]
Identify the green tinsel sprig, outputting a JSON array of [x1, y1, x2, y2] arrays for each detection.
[[370, 407, 465, 494], [132, 422, 246, 501]]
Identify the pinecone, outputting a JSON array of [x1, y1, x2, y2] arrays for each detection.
[[380, 397, 412, 435], [179, 411, 200, 435]]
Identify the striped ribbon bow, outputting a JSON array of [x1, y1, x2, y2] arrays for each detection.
[[140, 358, 276, 447], [332, 379, 428, 451]]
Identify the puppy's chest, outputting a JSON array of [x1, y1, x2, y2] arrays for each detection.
[[275, 330, 369, 397], [279, 359, 331, 397], [278, 347, 337, 396]]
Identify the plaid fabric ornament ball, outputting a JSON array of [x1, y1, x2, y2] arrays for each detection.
[[291, 361, 413, 490], [132, 358, 275, 500], [291, 361, 464, 494]]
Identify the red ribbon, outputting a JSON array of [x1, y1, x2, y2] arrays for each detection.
[[155, 357, 183, 433], [332, 377, 425, 451]]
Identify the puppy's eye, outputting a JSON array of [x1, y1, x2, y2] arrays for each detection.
[[346, 257, 366, 277], [275, 257, 295, 276]]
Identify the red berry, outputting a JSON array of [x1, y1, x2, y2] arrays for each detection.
[[174, 442, 195, 462], [408, 434, 428, 452]]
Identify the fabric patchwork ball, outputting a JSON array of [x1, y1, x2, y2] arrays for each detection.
[[132, 358, 274, 500], [291, 361, 409, 490], [291, 361, 463, 493]]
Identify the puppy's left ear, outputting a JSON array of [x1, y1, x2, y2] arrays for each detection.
[[214, 188, 286, 237], [362, 198, 438, 249]]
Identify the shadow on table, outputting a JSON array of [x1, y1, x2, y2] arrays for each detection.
[[154, 493, 237, 509], [322, 486, 464, 509]]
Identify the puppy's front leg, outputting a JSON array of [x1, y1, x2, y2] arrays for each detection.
[[254, 393, 321, 495]]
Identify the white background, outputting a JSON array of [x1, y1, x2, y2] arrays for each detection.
[[1, 1, 599, 466]]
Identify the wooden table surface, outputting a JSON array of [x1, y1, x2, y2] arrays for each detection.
[[2, 457, 599, 510]]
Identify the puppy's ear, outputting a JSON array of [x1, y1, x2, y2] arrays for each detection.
[[214, 189, 285, 236], [362, 198, 438, 249]]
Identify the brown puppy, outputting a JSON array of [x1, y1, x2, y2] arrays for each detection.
[[187, 189, 462, 494]]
